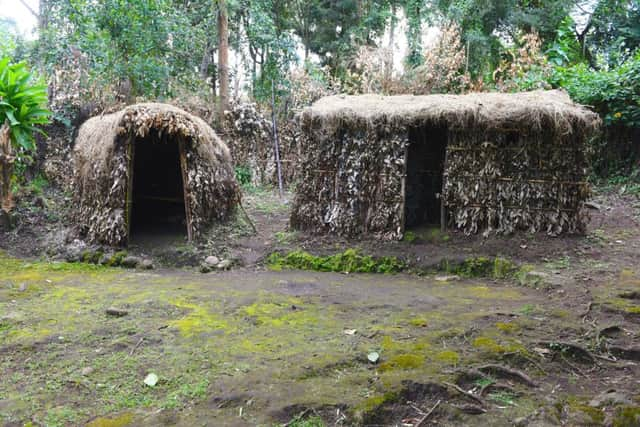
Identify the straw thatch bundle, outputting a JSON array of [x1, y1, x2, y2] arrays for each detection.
[[74, 103, 238, 245], [291, 90, 600, 238]]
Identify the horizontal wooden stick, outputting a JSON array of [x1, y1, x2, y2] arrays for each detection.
[[447, 203, 581, 213]]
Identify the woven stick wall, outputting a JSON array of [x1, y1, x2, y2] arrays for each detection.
[[443, 127, 590, 235], [291, 91, 600, 239], [224, 103, 300, 186]]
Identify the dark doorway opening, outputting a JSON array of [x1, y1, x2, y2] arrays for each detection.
[[130, 131, 187, 241], [404, 126, 448, 229]]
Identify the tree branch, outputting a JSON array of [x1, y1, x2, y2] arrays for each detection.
[[17, 0, 39, 19]]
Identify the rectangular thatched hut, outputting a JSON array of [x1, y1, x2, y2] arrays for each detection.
[[290, 90, 600, 239]]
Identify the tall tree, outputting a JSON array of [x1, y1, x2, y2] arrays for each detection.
[[218, 0, 230, 119], [436, 0, 576, 76]]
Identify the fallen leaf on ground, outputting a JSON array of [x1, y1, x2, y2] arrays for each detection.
[[144, 373, 158, 387]]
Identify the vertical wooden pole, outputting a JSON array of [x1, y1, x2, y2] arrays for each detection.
[[178, 138, 194, 242], [399, 133, 409, 238], [271, 79, 284, 198], [125, 136, 135, 244], [440, 139, 450, 233], [0, 123, 15, 213], [217, 0, 230, 123]]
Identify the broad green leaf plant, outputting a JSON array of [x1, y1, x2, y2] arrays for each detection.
[[0, 57, 51, 159]]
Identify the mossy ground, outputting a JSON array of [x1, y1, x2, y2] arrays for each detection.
[[1, 245, 640, 426]]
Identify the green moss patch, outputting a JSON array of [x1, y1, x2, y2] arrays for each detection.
[[614, 405, 640, 427], [379, 354, 425, 371], [86, 413, 135, 427], [434, 350, 460, 366], [266, 249, 405, 273], [168, 299, 229, 337], [495, 322, 520, 334]]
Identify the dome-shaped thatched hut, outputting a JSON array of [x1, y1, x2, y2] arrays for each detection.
[[74, 103, 239, 246], [291, 90, 600, 239]]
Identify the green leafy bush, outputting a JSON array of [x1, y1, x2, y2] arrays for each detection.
[[552, 53, 640, 128], [0, 57, 51, 157], [551, 51, 640, 175], [235, 165, 252, 186]]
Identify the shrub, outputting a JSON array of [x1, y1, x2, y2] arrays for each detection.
[[234, 165, 252, 186], [0, 57, 51, 161]]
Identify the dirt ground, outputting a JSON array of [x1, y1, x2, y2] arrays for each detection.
[[1, 187, 640, 426]]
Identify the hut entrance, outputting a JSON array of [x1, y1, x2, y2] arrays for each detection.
[[129, 131, 189, 241], [404, 126, 447, 229]]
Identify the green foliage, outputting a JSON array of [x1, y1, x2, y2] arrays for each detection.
[[436, 0, 573, 77], [242, 0, 298, 103], [613, 405, 640, 427], [266, 249, 405, 273], [487, 391, 518, 406], [274, 231, 297, 244], [235, 165, 252, 186], [589, 0, 640, 67], [290, 0, 389, 75], [404, 0, 424, 68], [283, 415, 325, 427], [553, 52, 640, 128], [546, 16, 583, 66], [402, 231, 417, 243], [602, 170, 640, 195], [0, 57, 51, 159], [38, 0, 212, 99], [24, 173, 49, 196], [0, 19, 21, 59]]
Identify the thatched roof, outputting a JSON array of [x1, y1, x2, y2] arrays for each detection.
[[303, 90, 600, 135], [75, 103, 232, 177], [73, 103, 238, 245]]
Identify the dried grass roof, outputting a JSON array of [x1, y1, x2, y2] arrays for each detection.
[[73, 102, 238, 245], [303, 90, 600, 135], [75, 103, 232, 176]]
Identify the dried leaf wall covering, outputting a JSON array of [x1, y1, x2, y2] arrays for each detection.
[[291, 117, 407, 239], [223, 103, 300, 186], [73, 103, 239, 246], [291, 90, 600, 239], [443, 128, 590, 235]]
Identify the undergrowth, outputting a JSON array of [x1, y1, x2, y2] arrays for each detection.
[[0, 251, 108, 273], [266, 249, 405, 273]]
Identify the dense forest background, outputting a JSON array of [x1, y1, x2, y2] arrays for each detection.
[[1, 0, 639, 182]]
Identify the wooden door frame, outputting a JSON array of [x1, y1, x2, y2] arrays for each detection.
[[125, 134, 194, 244], [125, 136, 135, 244], [178, 137, 194, 242]]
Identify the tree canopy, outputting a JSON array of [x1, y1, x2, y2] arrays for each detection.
[[0, 0, 638, 174]]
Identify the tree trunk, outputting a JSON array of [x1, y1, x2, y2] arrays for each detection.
[[386, 3, 396, 83], [38, 0, 50, 32], [200, 43, 211, 79], [217, 0, 230, 122], [0, 123, 14, 213]]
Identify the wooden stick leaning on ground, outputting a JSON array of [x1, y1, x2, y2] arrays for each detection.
[[0, 123, 15, 212]]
